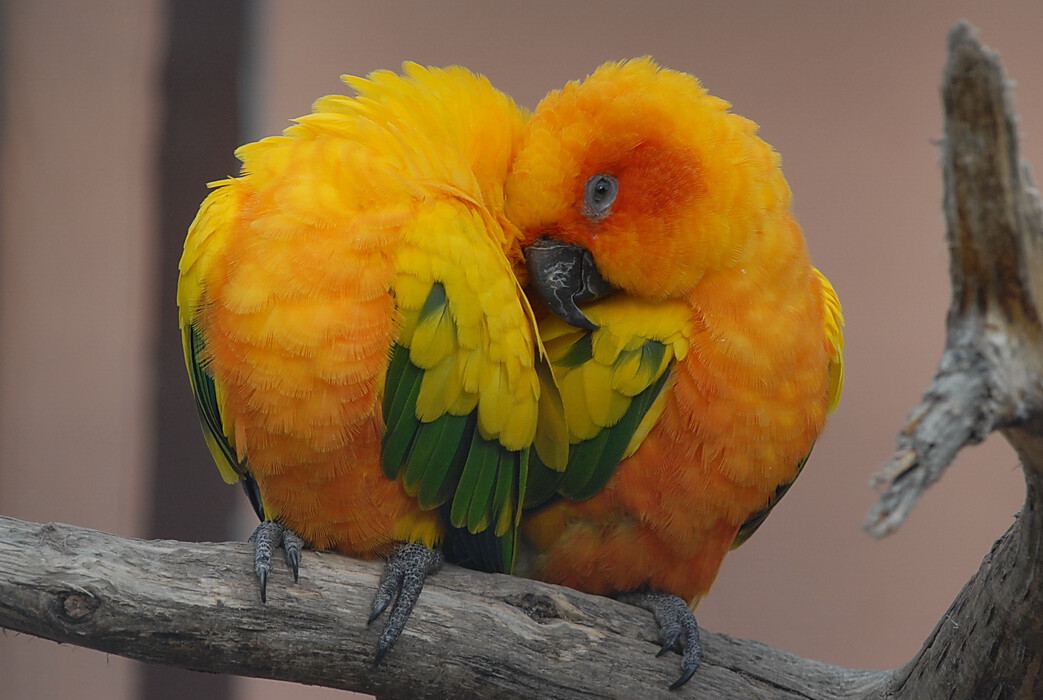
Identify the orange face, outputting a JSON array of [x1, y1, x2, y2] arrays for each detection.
[[506, 58, 791, 301]]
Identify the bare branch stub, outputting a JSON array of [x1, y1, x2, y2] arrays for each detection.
[[865, 22, 1043, 538], [862, 28, 1043, 698]]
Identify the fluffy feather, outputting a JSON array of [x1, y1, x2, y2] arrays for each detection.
[[178, 63, 566, 570], [511, 58, 845, 604]]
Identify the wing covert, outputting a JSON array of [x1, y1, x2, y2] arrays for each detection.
[[525, 295, 691, 506], [381, 199, 566, 571], [178, 181, 249, 487]]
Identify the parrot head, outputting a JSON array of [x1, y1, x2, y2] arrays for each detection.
[[506, 57, 792, 329]]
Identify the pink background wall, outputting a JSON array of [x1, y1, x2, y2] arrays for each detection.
[[2, 2, 1041, 698]]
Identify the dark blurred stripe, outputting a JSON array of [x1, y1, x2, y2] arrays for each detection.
[[142, 1, 249, 698]]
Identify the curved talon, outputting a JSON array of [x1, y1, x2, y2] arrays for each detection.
[[257, 567, 270, 604], [283, 529, 304, 583], [619, 590, 704, 689], [655, 614, 684, 657], [248, 521, 305, 602], [369, 542, 443, 665], [656, 634, 680, 658], [368, 585, 393, 624], [671, 657, 700, 691]]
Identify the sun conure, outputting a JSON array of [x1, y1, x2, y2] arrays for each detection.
[[506, 58, 845, 688], [177, 63, 568, 662]]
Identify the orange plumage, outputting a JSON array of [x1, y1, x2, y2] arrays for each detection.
[[509, 58, 845, 608], [178, 63, 567, 577], [193, 174, 413, 555]]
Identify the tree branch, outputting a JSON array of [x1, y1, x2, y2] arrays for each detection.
[[863, 20, 1043, 700], [0, 515, 884, 699], [865, 21, 1043, 537], [3, 21, 1043, 699]]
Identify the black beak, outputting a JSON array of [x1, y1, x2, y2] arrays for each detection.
[[525, 237, 614, 330]]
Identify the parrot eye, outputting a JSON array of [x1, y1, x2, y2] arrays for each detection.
[[583, 173, 618, 220]]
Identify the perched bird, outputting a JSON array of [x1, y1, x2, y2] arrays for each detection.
[[507, 58, 845, 688], [177, 63, 567, 662]]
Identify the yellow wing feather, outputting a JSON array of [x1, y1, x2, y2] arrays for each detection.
[[178, 180, 248, 484], [815, 267, 845, 413], [542, 295, 690, 447], [177, 63, 566, 562]]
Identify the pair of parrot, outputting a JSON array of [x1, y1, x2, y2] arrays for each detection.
[[178, 58, 844, 688]]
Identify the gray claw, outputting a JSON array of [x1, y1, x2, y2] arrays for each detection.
[[283, 529, 303, 582], [369, 542, 443, 665], [619, 590, 704, 689], [248, 521, 305, 602]]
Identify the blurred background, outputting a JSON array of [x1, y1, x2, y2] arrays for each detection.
[[1, 2, 1041, 698]]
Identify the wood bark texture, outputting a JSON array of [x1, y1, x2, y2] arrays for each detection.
[[863, 20, 1043, 700], [2, 21, 1042, 700], [0, 515, 884, 699]]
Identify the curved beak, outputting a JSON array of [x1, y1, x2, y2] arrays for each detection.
[[525, 236, 614, 330]]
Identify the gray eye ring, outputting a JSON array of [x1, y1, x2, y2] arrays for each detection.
[[583, 173, 617, 220]]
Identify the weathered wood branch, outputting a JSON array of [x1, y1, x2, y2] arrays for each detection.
[[863, 20, 1043, 700], [2, 21, 1043, 700], [0, 515, 884, 699], [865, 22, 1043, 537]]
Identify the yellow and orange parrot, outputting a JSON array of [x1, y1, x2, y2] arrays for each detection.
[[177, 63, 567, 661], [507, 58, 845, 687]]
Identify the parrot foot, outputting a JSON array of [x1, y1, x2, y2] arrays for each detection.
[[248, 520, 303, 603], [368, 542, 443, 665], [618, 590, 703, 689]]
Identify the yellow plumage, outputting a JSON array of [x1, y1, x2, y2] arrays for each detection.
[[178, 63, 566, 570]]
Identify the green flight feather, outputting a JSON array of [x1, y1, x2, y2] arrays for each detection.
[[491, 446, 529, 535], [559, 366, 671, 501], [522, 450, 566, 509], [459, 444, 524, 572], [638, 339, 667, 377], [419, 279, 448, 321], [381, 282, 526, 575], [441, 511, 515, 574], [559, 332, 594, 368], [240, 473, 266, 521], [467, 449, 508, 532], [522, 337, 672, 508], [380, 342, 424, 480], [558, 426, 611, 499], [407, 411, 471, 508], [187, 323, 241, 481]]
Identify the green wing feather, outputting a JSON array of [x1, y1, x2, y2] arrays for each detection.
[[525, 298, 687, 509], [186, 326, 235, 471], [177, 181, 251, 486], [184, 321, 266, 521], [380, 342, 424, 478], [558, 366, 670, 501], [524, 340, 673, 507], [412, 413, 472, 509], [382, 282, 540, 572]]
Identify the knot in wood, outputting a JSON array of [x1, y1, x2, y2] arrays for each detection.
[[56, 591, 99, 624], [504, 592, 561, 623]]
